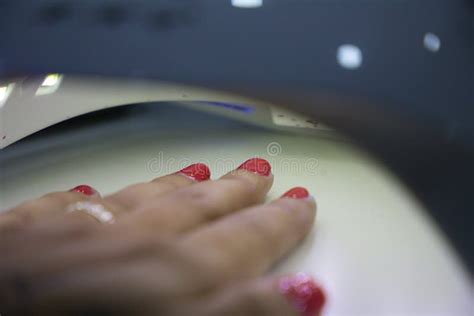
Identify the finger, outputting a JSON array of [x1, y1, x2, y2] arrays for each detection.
[[67, 164, 210, 224], [105, 163, 211, 210], [0, 185, 101, 226], [199, 274, 326, 316], [180, 187, 316, 279], [122, 158, 273, 235], [1, 163, 210, 228]]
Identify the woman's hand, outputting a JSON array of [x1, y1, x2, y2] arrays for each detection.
[[0, 158, 325, 316]]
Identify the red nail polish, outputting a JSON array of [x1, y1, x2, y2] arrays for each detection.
[[237, 158, 271, 176], [69, 185, 98, 196], [279, 273, 326, 316], [178, 163, 211, 182], [282, 187, 310, 199]]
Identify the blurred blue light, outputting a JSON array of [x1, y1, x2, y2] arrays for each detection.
[[196, 101, 255, 114]]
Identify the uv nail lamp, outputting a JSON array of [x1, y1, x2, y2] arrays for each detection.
[[0, 75, 336, 149], [1, 0, 472, 315]]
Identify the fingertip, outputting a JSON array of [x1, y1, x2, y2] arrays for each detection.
[[69, 185, 100, 197], [177, 163, 211, 182], [270, 190, 317, 234], [281, 187, 311, 199], [220, 158, 275, 197], [202, 274, 326, 316], [281, 186, 317, 210], [237, 157, 272, 177], [278, 273, 326, 316]]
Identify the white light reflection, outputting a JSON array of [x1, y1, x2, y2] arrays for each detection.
[[423, 33, 441, 52], [0, 87, 7, 101], [0, 84, 14, 108], [337, 44, 362, 70], [231, 0, 263, 8], [36, 74, 63, 96], [41, 73, 61, 87]]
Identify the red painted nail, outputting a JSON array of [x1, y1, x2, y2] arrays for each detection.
[[178, 163, 211, 182], [237, 158, 271, 176], [282, 187, 310, 199], [279, 273, 326, 316], [69, 185, 98, 196]]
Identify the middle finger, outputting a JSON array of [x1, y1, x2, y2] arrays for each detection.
[[122, 158, 273, 235]]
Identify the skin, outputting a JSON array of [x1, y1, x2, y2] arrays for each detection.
[[0, 164, 317, 315]]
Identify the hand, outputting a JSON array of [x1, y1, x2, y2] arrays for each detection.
[[0, 158, 325, 316]]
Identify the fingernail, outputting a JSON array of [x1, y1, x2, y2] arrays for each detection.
[[237, 158, 271, 176], [279, 273, 326, 316], [282, 187, 310, 199], [69, 185, 99, 196], [178, 163, 211, 182]]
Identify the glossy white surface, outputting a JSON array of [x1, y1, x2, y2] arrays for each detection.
[[0, 105, 472, 316], [0, 76, 332, 149]]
